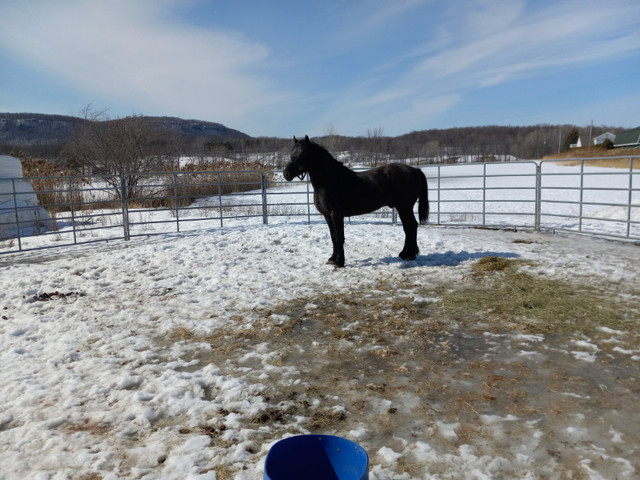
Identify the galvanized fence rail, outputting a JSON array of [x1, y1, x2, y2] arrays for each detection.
[[1, 156, 638, 255]]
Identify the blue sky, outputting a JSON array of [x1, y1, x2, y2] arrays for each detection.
[[1, 0, 639, 137]]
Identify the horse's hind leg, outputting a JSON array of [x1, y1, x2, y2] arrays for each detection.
[[397, 207, 419, 260]]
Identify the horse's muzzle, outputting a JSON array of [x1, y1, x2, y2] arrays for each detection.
[[283, 165, 295, 181], [283, 163, 304, 181]]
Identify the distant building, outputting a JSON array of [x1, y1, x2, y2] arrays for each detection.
[[613, 126, 640, 148], [570, 137, 582, 149], [593, 132, 616, 145]]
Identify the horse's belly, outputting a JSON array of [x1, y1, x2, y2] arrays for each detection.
[[345, 199, 387, 216], [315, 187, 387, 217]]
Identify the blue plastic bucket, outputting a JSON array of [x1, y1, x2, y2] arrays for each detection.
[[264, 434, 369, 480]]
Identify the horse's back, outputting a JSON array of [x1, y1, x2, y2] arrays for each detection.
[[319, 162, 427, 217], [362, 163, 425, 200]]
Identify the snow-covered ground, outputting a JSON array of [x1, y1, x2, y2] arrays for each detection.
[[1, 162, 640, 479]]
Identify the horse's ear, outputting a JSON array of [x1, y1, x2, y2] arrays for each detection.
[[293, 136, 298, 143], [304, 135, 310, 143]]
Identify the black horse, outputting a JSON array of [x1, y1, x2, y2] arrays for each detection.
[[283, 135, 429, 267]]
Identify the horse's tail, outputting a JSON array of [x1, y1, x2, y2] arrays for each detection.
[[418, 169, 429, 225]]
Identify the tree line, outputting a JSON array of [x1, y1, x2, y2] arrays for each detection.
[[2, 109, 625, 184]]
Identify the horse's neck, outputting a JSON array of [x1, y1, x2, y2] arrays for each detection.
[[308, 151, 349, 188]]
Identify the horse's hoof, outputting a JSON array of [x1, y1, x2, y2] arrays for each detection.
[[327, 257, 344, 267], [399, 250, 417, 261]]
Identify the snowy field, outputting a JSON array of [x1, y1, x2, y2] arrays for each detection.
[[1, 162, 640, 479]]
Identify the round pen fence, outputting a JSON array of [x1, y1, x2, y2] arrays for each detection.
[[1, 156, 638, 255]]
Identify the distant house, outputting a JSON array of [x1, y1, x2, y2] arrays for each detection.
[[570, 137, 582, 148], [613, 126, 640, 148], [593, 132, 616, 145]]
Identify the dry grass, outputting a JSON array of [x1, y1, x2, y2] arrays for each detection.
[[18, 154, 278, 215], [544, 146, 640, 169], [19, 156, 89, 214], [552, 157, 640, 169]]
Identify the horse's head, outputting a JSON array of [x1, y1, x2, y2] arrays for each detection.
[[283, 135, 312, 181]]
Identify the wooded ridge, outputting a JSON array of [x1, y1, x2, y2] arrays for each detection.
[[0, 112, 626, 162]]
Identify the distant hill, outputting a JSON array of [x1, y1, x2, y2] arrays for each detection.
[[0, 113, 86, 146], [141, 116, 250, 141], [0, 112, 250, 152]]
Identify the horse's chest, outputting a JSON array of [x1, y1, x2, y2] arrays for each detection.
[[313, 189, 334, 215]]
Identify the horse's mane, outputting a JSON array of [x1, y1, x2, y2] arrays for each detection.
[[307, 139, 344, 167]]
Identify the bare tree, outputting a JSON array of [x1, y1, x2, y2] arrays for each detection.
[[366, 127, 386, 166], [62, 107, 179, 199], [322, 124, 342, 157], [420, 140, 440, 163]]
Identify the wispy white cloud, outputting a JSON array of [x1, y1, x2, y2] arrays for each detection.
[[1, 0, 638, 136], [320, 0, 640, 133], [356, 0, 432, 33], [410, 1, 640, 85], [0, 0, 289, 128]]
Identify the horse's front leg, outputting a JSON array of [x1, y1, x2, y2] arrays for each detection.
[[323, 214, 339, 265], [330, 212, 345, 267]]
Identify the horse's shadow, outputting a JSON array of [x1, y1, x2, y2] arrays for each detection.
[[358, 250, 520, 268]]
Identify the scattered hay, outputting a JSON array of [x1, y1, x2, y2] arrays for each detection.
[[443, 257, 634, 336], [211, 465, 235, 480], [169, 326, 196, 341], [512, 238, 535, 244], [63, 419, 112, 436], [471, 255, 515, 275], [250, 407, 286, 425], [308, 409, 347, 432], [73, 473, 103, 480]]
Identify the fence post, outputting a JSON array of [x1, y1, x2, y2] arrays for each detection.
[[578, 160, 585, 232], [306, 176, 312, 224], [437, 165, 441, 226], [534, 162, 542, 232], [173, 173, 180, 233], [69, 176, 77, 244], [11, 179, 22, 251], [261, 173, 268, 225], [217, 172, 223, 227], [627, 157, 633, 238], [482, 163, 487, 227], [120, 175, 131, 241]]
